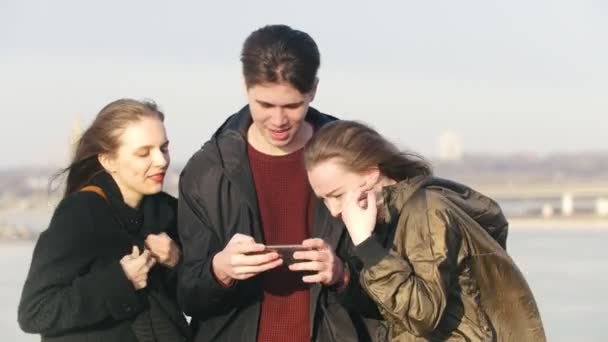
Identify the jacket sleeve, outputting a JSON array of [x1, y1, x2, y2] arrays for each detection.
[[354, 195, 461, 337], [18, 195, 143, 336], [332, 235, 383, 319], [176, 165, 241, 317]]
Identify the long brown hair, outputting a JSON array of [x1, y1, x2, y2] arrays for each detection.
[[53, 99, 164, 198], [304, 120, 432, 181]]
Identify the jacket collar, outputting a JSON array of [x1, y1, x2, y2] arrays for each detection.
[[380, 175, 427, 223], [214, 104, 337, 140], [380, 176, 508, 241], [211, 105, 337, 171], [90, 172, 175, 239], [208, 105, 337, 239]]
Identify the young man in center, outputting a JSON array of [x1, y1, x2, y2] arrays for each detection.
[[177, 25, 383, 342]]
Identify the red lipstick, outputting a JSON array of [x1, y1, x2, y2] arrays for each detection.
[[149, 172, 165, 183]]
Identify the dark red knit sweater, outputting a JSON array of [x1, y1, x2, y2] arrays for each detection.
[[248, 144, 311, 342]]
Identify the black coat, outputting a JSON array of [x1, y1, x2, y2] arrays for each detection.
[[177, 106, 386, 342], [18, 172, 191, 342]]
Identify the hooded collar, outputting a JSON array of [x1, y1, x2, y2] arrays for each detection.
[[208, 105, 338, 228], [379, 176, 509, 245], [90, 172, 174, 239], [379, 175, 428, 224]]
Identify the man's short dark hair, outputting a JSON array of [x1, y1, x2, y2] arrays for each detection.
[[241, 24, 320, 94]]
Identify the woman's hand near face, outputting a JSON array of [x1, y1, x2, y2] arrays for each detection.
[[144, 232, 181, 268], [341, 189, 378, 245], [120, 246, 156, 290]]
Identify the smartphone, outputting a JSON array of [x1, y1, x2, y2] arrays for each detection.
[[264, 244, 312, 265]]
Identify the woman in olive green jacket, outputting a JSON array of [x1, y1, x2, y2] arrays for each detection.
[[304, 120, 546, 342]]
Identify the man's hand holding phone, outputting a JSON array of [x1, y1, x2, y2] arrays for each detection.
[[288, 238, 345, 286], [212, 234, 345, 288], [263, 244, 313, 265], [212, 233, 283, 286]]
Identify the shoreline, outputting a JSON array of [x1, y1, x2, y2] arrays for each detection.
[[1, 218, 607, 244], [509, 217, 608, 230]]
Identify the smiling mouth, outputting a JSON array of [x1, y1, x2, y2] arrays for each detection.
[[149, 172, 166, 183], [270, 127, 290, 133], [269, 127, 291, 140]]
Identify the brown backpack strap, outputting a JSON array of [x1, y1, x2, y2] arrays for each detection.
[[80, 185, 108, 202]]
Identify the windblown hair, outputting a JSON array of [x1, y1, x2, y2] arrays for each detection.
[[304, 120, 432, 181], [53, 99, 164, 197]]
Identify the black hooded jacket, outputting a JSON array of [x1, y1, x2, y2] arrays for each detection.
[[177, 106, 386, 342], [18, 172, 190, 342]]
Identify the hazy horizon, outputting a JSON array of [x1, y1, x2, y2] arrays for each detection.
[[1, 0, 606, 168]]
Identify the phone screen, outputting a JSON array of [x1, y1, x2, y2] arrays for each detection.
[[264, 244, 312, 265]]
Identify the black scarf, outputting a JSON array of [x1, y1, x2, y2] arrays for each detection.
[[91, 172, 191, 342]]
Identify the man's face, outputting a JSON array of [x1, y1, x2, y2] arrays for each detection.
[[246, 81, 316, 155]]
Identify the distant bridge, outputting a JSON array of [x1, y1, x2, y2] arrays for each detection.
[[472, 182, 608, 217]]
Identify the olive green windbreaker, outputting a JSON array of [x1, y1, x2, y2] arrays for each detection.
[[354, 176, 546, 341]]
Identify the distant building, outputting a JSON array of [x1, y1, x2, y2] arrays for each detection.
[[437, 130, 463, 161], [596, 198, 608, 217]]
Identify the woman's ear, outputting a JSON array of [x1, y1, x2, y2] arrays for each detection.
[[98, 153, 115, 173], [364, 167, 380, 189]]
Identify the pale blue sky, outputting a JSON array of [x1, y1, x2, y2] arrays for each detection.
[[1, 0, 606, 167]]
